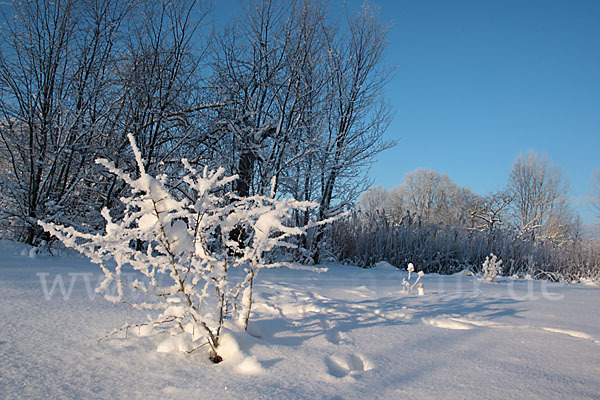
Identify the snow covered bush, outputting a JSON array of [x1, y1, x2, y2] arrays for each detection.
[[40, 134, 327, 363], [402, 262, 425, 294], [482, 253, 502, 282]]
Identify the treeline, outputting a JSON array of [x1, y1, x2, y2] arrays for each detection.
[[331, 211, 600, 281], [0, 0, 392, 262], [337, 153, 600, 281]]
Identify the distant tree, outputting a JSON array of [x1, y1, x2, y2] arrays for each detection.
[[386, 185, 408, 223], [449, 186, 481, 227], [399, 168, 477, 225], [507, 152, 571, 242], [471, 190, 513, 235], [356, 169, 479, 228], [356, 185, 388, 215], [592, 169, 600, 220], [402, 169, 443, 222]]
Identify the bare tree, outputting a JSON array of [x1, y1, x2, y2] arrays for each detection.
[[354, 168, 480, 230], [507, 152, 570, 242], [210, 0, 329, 198], [402, 169, 452, 222], [207, 1, 394, 262], [592, 169, 600, 220], [0, 0, 216, 243], [397, 168, 478, 226], [97, 0, 213, 211], [310, 3, 394, 262], [471, 190, 513, 235], [0, 0, 131, 243], [356, 185, 388, 215], [386, 184, 408, 224]]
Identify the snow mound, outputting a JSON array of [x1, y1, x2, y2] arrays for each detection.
[[422, 316, 474, 330], [156, 335, 193, 353], [580, 278, 598, 286], [542, 327, 596, 342], [373, 261, 396, 270], [236, 355, 263, 375], [218, 331, 263, 375]]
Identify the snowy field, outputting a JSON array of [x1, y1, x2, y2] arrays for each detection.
[[1, 240, 599, 399]]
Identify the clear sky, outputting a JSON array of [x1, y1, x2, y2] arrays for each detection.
[[212, 0, 600, 224], [362, 0, 600, 224]]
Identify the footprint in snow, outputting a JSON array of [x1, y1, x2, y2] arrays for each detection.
[[326, 329, 348, 345], [325, 353, 373, 378], [320, 318, 333, 330], [320, 318, 349, 345]]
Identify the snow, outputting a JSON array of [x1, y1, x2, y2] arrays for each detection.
[[156, 335, 193, 353], [373, 260, 395, 270], [137, 212, 158, 231], [1, 240, 599, 399]]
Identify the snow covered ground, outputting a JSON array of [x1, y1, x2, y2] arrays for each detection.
[[1, 240, 599, 399]]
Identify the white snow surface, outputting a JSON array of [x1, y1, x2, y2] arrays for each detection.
[[1, 240, 599, 399]]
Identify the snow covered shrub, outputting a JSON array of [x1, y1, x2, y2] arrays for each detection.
[[40, 134, 326, 362], [402, 263, 425, 294], [482, 253, 502, 282]]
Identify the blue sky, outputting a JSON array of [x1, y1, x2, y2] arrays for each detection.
[[212, 0, 599, 224], [363, 0, 600, 224]]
